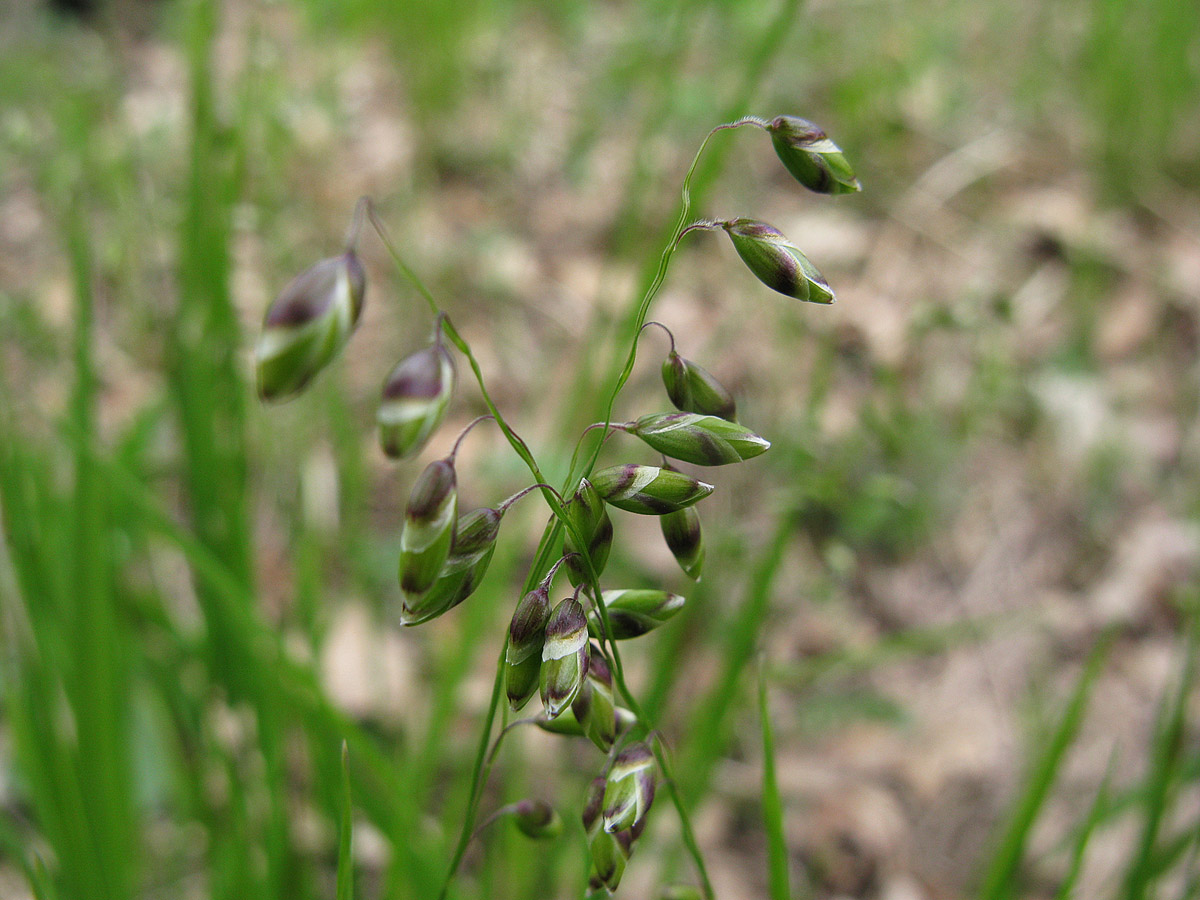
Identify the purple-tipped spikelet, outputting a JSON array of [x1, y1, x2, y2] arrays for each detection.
[[766, 115, 861, 195], [397, 459, 458, 606], [563, 477, 614, 587], [378, 342, 456, 459], [571, 645, 617, 751], [255, 251, 366, 402], [722, 218, 835, 304], [539, 598, 589, 719], [602, 742, 657, 835], [583, 776, 634, 893], [628, 412, 770, 466], [587, 589, 686, 640], [399, 506, 500, 625], [506, 583, 552, 711], [661, 504, 705, 581], [590, 464, 713, 515], [661, 350, 737, 422], [511, 799, 563, 840]]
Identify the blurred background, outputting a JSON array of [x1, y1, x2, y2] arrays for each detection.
[[2, 0, 1200, 898]]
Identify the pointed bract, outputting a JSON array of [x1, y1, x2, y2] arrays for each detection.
[[723, 218, 835, 304], [256, 252, 366, 402], [591, 465, 713, 515], [629, 412, 770, 466], [588, 589, 686, 640], [378, 343, 456, 459], [767, 115, 861, 195]]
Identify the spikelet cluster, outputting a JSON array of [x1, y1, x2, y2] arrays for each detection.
[[254, 113, 858, 897]]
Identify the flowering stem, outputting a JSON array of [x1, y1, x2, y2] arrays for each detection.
[[558, 122, 749, 900], [364, 132, 732, 894]]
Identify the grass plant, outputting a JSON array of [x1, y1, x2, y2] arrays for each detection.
[[1, 1, 1199, 899]]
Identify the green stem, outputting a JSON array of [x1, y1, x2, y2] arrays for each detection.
[[365, 201, 439, 318]]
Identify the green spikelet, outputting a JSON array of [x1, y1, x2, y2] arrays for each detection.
[[723, 218, 834, 304], [536, 704, 636, 739], [510, 799, 563, 840], [255, 251, 366, 402], [583, 776, 633, 893], [767, 115, 861, 195], [397, 459, 458, 606], [590, 465, 713, 515], [506, 583, 551, 711], [661, 505, 704, 580], [399, 507, 500, 625], [661, 350, 737, 421], [570, 645, 617, 751], [539, 597, 589, 719], [602, 742, 657, 834], [587, 589, 686, 640], [628, 412, 770, 466], [378, 342, 456, 459]]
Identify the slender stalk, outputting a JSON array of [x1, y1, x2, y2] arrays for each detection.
[[365, 201, 439, 318], [448, 414, 496, 462], [577, 117, 765, 482], [498, 484, 563, 513]]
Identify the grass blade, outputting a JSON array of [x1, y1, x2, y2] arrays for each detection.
[[1053, 752, 1116, 900], [978, 632, 1113, 900], [759, 658, 790, 900], [337, 742, 354, 900], [1121, 623, 1197, 900]]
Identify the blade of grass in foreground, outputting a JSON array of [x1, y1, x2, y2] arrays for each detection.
[[1052, 752, 1116, 900], [0, 190, 139, 900], [65, 185, 138, 900], [977, 632, 1113, 900], [759, 658, 791, 900], [679, 514, 794, 798], [337, 742, 354, 900], [1120, 620, 1197, 900]]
